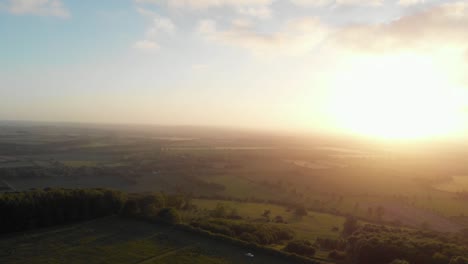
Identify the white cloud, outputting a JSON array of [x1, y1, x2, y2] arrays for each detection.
[[197, 0, 468, 61], [145, 16, 176, 38], [6, 0, 70, 18], [237, 6, 272, 19], [197, 19, 217, 35], [398, 0, 425, 6], [198, 17, 329, 56], [192, 63, 209, 70], [136, 8, 176, 36], [133, 40, 160, 51], [135, 0, 275, 21], [134, 7, 176, 52], [291, 0, 382, 7], [331, 1, 468, 53], [135, 0, 272, 9], [336, 0, 382, 6], [290, 0, 333, 7], [231, 18, 253, 28]]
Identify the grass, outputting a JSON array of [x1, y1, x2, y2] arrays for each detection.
[[205, 175, 282, 199], [0, 216, 301, 264], [193, 199, 345, 241]]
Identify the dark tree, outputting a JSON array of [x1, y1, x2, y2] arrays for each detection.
[[157, 208, 181, 224], [294, 205, 307, 217], [284, 240, 316, 257], [342, 215, 359, 237]]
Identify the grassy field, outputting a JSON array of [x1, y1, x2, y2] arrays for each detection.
[[0, 216, 301, 264], [193, 199, 345, 241]]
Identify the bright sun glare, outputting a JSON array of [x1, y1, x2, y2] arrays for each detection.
[[328, 54, 465, 140]]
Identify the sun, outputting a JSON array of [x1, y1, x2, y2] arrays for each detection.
[[327, 53, 465, 140]]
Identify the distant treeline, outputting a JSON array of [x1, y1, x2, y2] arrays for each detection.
[[0, 188, 126, 234], [0, 189, 193, 234]]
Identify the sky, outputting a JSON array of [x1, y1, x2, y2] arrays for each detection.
[[0, 0, 467, 139]]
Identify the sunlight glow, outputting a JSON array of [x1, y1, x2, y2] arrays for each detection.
[[327, 53, 465, 139]]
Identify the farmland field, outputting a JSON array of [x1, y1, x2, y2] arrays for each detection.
[[0, 216, 297, 264]]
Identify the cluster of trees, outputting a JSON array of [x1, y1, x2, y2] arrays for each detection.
[[261, 210, 286, 223], [366, 206, 386, 220], [315, 237, 347, 251], [346, 224, 468, 264], [120, 192, 190, 224], [175, 223, 321, 264], [388, 256, 468, 264], [190, 218, 294, 245], [0, 188, 126, 233], [448, 256, 468, 264], [0, 189, 194, 234], [284, 240, 317, 257], [342, 215, 360, 237], [208, 203, 241, 219]]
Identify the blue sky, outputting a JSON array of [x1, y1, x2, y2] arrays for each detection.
[[1, 0, 467, 139]]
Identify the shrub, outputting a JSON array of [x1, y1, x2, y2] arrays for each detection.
[[450, 256, 468, 264], [157, 208, 181, 224], [328, 250, 346, 260], [284, 240, 316, 257], [389, 260, 410, 264]]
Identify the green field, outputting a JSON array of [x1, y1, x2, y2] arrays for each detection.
[[193, 199, 345, 241], [0, 216, 301, 264]]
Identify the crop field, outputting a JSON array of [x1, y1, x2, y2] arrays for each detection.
[[0, 216, 299, 264]]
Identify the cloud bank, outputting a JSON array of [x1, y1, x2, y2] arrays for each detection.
[[196, 1, 467, 59], [5, 0, 69, 18], [134, 7, 176, 52]]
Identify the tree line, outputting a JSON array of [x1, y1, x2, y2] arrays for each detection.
[[0, 188, 126, 234], [0, 188, 191, 234]]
